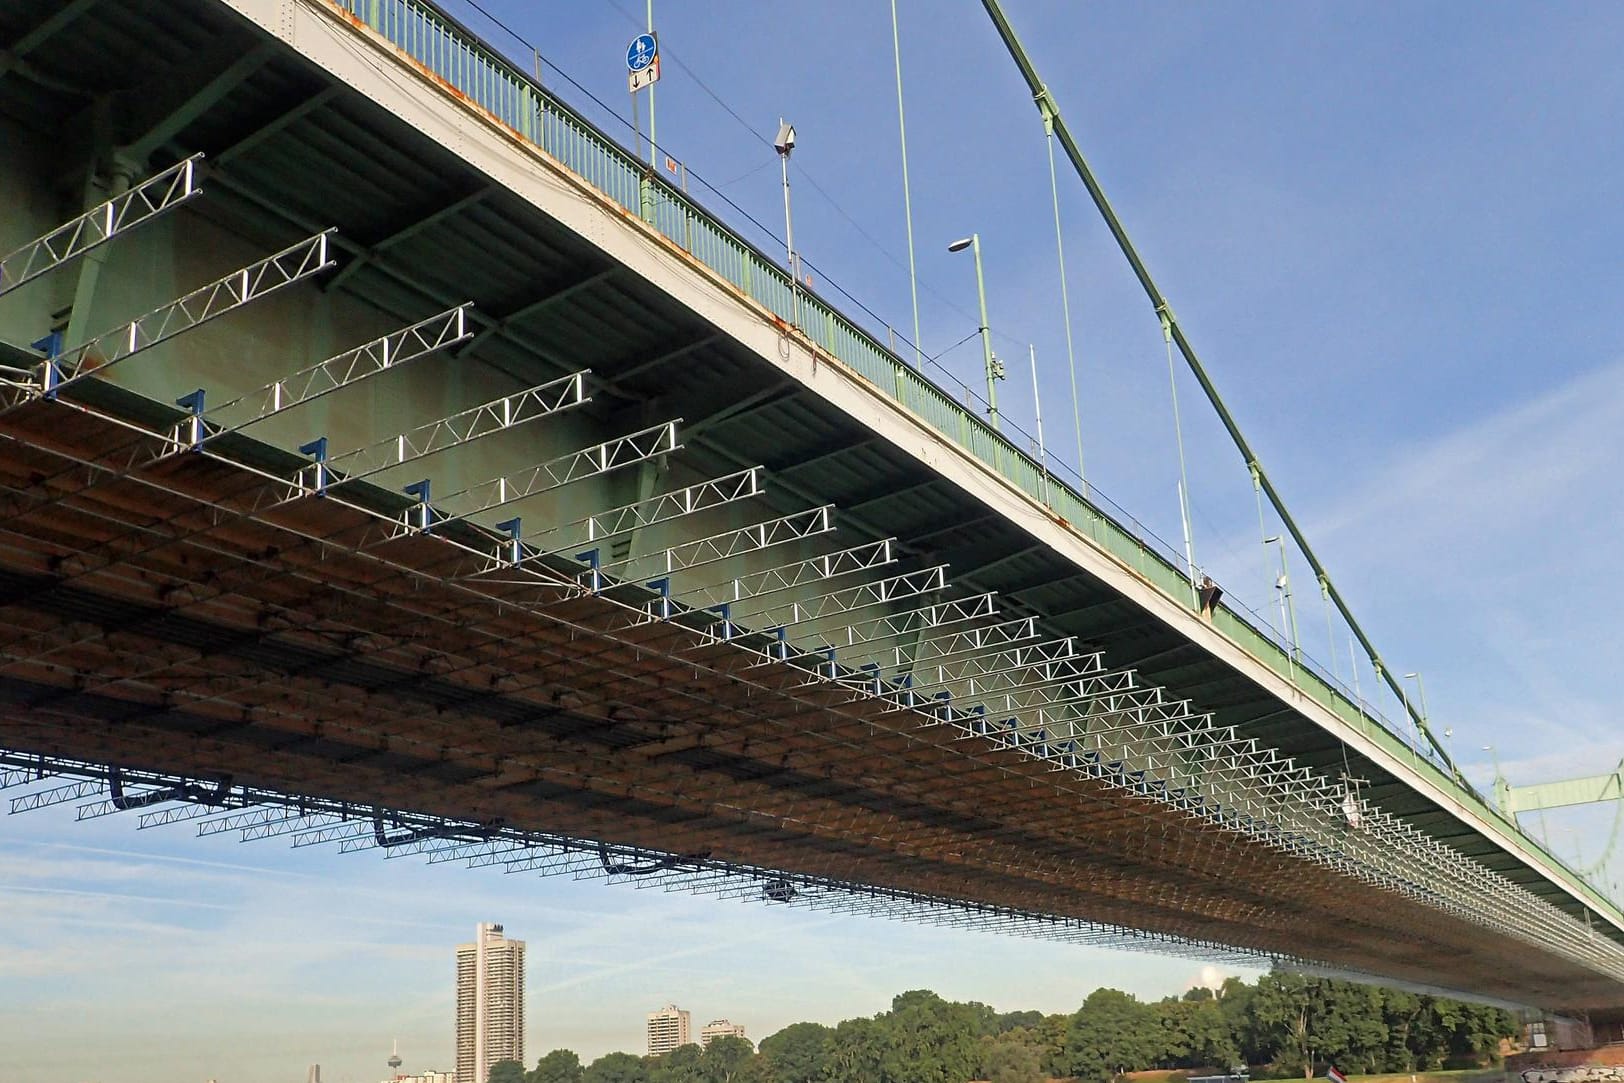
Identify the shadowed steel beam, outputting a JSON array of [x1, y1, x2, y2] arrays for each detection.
[[326, 188, 495, 292], [122, 42, 279, 160], [0, 0, 101, 79], [0, 156, 202, 296], [454, 267, 617, 357], [213, 86, 343, 164]]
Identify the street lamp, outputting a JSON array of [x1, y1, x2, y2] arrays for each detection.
[[1403, 671, 1430, 723], [1400, 670, 1431, 759], [947, 233, 1005, 430], [775, 119, 799, 326], [1262, 535, 1301, 669]]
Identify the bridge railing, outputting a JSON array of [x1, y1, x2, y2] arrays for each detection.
[[330, 0, 1490, 826]]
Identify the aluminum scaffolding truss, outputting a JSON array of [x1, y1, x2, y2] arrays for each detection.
[[491, 466, 766, 571], [0, 231, 335, 407], [0, 156, 203, 297], [2, 263, 1622, 993], [0, 307, 475, 525], [403, 420, 680, 539], [0, 747, 1281, 968]]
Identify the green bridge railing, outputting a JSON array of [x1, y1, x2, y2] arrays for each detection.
[[327, 0, 1620, 920]]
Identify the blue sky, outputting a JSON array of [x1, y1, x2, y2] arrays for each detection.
[[5, 2, 1624, 1081]]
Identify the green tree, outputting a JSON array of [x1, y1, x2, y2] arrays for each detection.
[[1155, 996, 1238, 1070], [759, 1021, 833, 1083], [981, 1035, 1045, 1083], [490, 1062, 527, 1083], [584, 1052, 650, 1083], [532, 1050, 585, 1083], [700, 1036, 756, 1083], [1249, 972, 1311, 1076], [996, 1011, 1045, 1035], [1064, 988, 1160, 1083], [651, 1045, 706, 1083], [881, 990, 986, 1083], [827, 1016, 886, 1083], [1035, 1013, 1073, 1079]]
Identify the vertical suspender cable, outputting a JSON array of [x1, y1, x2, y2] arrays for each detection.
[[1162, 309, 1198, 608], [975, 0, 1467, 785], [1043, 114, 1086, 489], [890, 0, 924, 369], [1321, 578, 1340, 683]]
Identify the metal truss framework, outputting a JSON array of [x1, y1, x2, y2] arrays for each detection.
[[0, 747, 1282, 969], [0, 208, 1619, 1010], [0, 231, 335, 404], [0, 155, 203, 297]]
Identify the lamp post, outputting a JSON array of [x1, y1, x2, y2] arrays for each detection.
[[775, 120, 798, 327], [1401, 670, 1429, 758], [1403, 671, 1430, 724], [1262, 535, 1301, 670], [947, 233, 1004, 430]]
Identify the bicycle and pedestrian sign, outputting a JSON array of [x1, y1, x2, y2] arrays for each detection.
[[627, 33, 660, 92]]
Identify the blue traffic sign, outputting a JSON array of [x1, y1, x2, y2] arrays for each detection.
[[626, 33, 657, 73]]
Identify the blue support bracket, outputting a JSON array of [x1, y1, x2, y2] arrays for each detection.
[[768, 626, 788, 660], [298, 436, 329, 495], [860, 662, 881, 694], [31, 332, 62, 400], [175, 389, 206, 450], [823, 647, 838, 679], [402, 478, 433, 531], [576, 548, 602, 593], [646, 576, 671, 617], [495, 517, 523, 565], [933, 690, 952, 723], [895, 671, 915, 708], [707, 602, 732, 641]]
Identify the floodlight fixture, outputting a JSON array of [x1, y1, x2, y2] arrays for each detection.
[[774, 121, 796, 157]]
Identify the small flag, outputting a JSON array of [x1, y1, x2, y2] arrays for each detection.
[[665, 156, 679, 174], [1327, 1068, 1347, 1083]]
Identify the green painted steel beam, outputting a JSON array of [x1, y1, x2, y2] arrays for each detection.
[[1501, 761, 1624, 814], [326, 186, 494, 292], [122, 41, 279, 161], [0, 0, 102, 80], [974, 0, 1461, 785]]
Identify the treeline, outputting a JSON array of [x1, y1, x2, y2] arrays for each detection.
[[490, 974, 1517, 1083]]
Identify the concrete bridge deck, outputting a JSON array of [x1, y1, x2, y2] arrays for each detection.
[[1, 0, 1620, 1010]]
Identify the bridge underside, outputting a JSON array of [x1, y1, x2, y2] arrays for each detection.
[[0, 384, 1610, 1008], [1, 0, 1621, 1012]]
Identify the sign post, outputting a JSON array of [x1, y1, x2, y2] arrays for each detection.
[[626, 32, 661, 224]]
